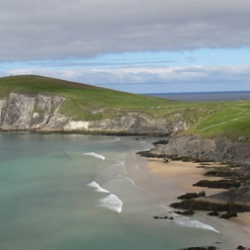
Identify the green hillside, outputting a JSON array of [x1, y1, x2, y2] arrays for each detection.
[[187, 101, 250, 140], [0, 75, 190, 120], [0, 75, 250, 140]]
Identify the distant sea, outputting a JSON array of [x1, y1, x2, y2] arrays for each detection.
[[146, 91, 250, 102]]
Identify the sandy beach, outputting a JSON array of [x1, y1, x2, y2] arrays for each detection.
[[146, 158, 224, 198], [145, 157, 250, 248]]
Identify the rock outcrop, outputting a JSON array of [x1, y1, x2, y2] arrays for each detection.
[[152, 135, 250, 164], [0, 92, 188, 134], [0, 93, 66, 131]]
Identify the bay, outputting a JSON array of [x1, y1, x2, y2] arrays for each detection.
[[0, 133, 235, 249]]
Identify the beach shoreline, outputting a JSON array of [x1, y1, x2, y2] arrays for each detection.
[[144, 157, 250, 248]]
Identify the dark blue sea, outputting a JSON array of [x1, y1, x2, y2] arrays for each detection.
[[146, 91, 250, 102]]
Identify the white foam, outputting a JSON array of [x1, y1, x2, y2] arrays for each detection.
[[88, 181, 123, 213], [175, 217, 219, 233], [83, 152, 105, 160], [98, 194, 123, 213], [87, 181, 110, 193]]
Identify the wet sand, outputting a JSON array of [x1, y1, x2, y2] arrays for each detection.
[[147, 158, 224, 197], [146, 157, 250, 248]]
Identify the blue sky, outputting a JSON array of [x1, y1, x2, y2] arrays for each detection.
[[1, 0, 250, 93]]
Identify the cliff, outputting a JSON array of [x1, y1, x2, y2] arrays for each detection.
[[2, 92, 250, 163], [0, 93, 66, 131], [0, 92, 187, 134]]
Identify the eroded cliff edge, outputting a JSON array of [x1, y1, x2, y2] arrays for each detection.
[[0, 92, 187, 134]]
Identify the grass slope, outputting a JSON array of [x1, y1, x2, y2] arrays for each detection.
[[0, 75, 250, 140], [0, 75, 186, 120], [189, 101, 250, 140]]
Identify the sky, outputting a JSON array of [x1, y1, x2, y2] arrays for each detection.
[[0, 0, 250, 93]]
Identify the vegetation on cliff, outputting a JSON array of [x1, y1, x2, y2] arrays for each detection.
[[1, 75, 250, 139], [0, 75, 189, 122]]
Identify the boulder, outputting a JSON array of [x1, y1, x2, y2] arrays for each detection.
[[181, 246, 216, 250], [220, 210, 237, 219], [237, 245, 246, 250], [193, 180, 241, 189], [175, 210, 194, 216], [178, 191, 206, 200], [207, 210, 219, 217]]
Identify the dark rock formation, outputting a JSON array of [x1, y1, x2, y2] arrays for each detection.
[[175, 209, 194, 216], [220, 210, 237, 219], [193, 180, 241, 189], [181, 246, 217, 250], [136, 150, 167, 158], [170, 199, 250, 213], [178, 191, 206, 200], [153, 139, 169, 145], [152, 135, 250, 164], [237, 245, 246, 250], [204, 169, 238, 178], [207, 210, 219, 217], [153, 215, 175, 220]]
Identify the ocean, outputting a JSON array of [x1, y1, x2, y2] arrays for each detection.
[[0, 133, 239, 250], [146, 91, 250, 102]]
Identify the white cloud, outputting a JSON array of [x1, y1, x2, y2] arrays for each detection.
[[1, 0, 250, 61], [6, 65, 250, 93]]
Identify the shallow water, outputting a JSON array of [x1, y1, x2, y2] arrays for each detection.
[[0, 133, 236, 249]]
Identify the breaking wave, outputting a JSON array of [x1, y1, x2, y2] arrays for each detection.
[[99, 194, 123, 213], [88, 181, 123, 213], [175, 217, 219, 233], [87, 181, 109, 193], [83, 152, 105, 160]]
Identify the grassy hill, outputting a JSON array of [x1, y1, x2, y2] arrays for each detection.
[[0, 75, 250, 140], [0, 75, 191, 120]]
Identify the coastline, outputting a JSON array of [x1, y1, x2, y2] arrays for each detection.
[[145, 157, 250, 248], [146, 158, 225, 198]]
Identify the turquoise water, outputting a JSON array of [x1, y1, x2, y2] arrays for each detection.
[[0, 133, 235, 249]]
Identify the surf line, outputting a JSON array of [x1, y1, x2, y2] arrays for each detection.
[[88, 181, 109, 193], [88, 181, 123, 213], [83, 152, 105, 160], [174, 217, 219, 233]]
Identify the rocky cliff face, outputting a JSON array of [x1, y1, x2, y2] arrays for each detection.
[[153, 135, 250, 164], [0, 93, 188, 134], [0, 93, 67, 131], [0, 93, 66, 130]]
